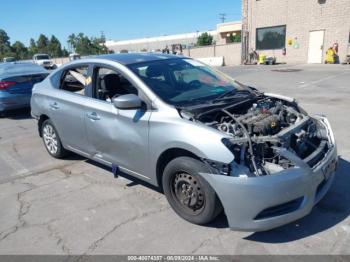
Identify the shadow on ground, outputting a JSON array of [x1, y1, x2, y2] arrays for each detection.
[[245, 157, 350, 243], [1, 108, 32, 120]]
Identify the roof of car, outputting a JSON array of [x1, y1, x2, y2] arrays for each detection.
[[93, 53, 184, 65]]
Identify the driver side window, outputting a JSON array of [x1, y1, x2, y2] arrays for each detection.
[[93, 67, 138, 102]]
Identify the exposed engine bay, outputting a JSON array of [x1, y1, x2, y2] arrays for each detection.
[[180, 95, 331, 177]]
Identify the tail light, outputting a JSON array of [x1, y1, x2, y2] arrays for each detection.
[[0, 81, 16, 90]]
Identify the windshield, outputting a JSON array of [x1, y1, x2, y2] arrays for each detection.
[[36, 55, 50, 60], [128, 58, 247, 106]]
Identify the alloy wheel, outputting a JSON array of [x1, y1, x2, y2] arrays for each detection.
[[43, 124, 58, 155]]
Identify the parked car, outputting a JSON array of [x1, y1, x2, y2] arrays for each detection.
[[69, 53, 81, 61], [0, 62, 49, 115], [33, 54, 56, 69], [3, 57, 16, 63], [31, 53, 337, 231]]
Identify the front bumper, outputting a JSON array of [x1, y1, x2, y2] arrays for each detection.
[[200, 116, 338, 232]]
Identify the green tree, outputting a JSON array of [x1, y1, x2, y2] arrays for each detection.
[[0, 29, 12, 59], [62, 47, 69, 57], [28, 38, 38, 56], [11, 41, 28, 59], [229, 33, 241, 43], [196, 32, 213, 46], [48, 35, 62, 57], [36, 34, 49, 53], [67, 32, 110, 56], [67, 33, 76, 52]]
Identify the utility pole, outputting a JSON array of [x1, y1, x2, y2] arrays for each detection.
[[219, 13, 227, 23], [241, 0, 249, 64]]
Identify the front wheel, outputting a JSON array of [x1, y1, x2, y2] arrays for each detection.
[[162, 156, 222, 225], [41, 119, 67, 158]]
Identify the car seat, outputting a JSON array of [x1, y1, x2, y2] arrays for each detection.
[[99, 74, 130, 100]]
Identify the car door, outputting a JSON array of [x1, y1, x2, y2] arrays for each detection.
[[84, 63, 152, 180], [47, 63, 92, 155]]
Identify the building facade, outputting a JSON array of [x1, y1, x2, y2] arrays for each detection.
[[242, 0, 350, 63], [105, 21, 242, 54], [105, 31, 217, 53]]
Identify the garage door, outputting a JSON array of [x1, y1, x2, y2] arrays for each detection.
[[307, 30, 325, 63]]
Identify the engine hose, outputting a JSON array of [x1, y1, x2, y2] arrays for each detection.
[[221, 109, 260, 176]]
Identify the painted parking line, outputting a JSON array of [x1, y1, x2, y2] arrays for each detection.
[[298, 71, 350, 88]]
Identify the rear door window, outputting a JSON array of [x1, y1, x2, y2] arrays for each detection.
[[60, 65, 89, 95]]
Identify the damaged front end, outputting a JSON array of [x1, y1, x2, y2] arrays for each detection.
[[179, 93, 337, 231], [181, 94, 334, 177]]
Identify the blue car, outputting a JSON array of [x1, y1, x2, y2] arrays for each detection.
[[0, 62, 49, 115]]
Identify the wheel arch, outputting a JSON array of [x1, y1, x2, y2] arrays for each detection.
[[38, 114, 50, 137], [156, 147, 201, 189]]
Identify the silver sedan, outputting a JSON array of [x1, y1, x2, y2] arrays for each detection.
[[30, 53, 337, 231]]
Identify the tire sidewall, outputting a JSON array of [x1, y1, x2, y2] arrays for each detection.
[[162, 156, 221, 225]]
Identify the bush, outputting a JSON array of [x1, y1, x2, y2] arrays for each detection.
[[196, 32, 213, 46]]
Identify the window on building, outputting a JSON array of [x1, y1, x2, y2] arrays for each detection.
[[256, 25, 286, 50]]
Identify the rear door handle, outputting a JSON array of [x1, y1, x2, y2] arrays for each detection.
[[87, 112, 101, 121], [49, 102, 59, 110]]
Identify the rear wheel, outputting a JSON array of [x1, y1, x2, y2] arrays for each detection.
[[41, 119, 67, 158], [162, 156, 222, 225]]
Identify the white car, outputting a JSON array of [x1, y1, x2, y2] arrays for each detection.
[[33, 54, 56, 69], [69, 53, 81, 61]]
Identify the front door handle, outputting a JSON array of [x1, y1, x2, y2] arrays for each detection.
[[87, 112, 101, 121], [49, 102, 59, 110]]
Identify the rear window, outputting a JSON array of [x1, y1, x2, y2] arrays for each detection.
[[0, 63, 47, 76], [59, 65, 89, 95]]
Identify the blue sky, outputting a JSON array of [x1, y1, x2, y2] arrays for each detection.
[[1, 0, 241, 48]]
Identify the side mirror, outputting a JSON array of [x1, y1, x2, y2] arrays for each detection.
[[112, 94, 142, 110]]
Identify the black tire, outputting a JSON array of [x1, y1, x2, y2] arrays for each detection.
[[162, 156, 222, 225], [41, 119, 67, 158]]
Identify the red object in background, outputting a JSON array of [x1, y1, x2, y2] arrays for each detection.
[[0, 81, 16, 90]]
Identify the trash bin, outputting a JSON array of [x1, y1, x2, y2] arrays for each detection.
[[325, 48, 335, 64]]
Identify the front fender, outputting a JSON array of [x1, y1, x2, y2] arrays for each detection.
[[148, 112, 234, 184]]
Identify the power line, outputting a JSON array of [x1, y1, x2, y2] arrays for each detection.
[[219, 13, 227, 23]]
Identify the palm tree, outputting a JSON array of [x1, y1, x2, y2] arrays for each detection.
[[67, 33, 76, 53]]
